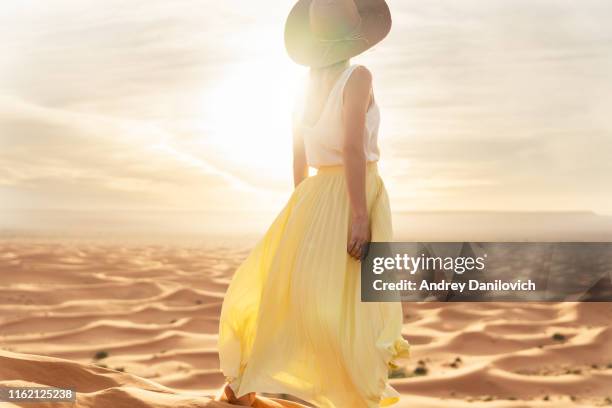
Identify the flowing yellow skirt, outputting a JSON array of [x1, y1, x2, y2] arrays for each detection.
[[218, 163, 410, 408]]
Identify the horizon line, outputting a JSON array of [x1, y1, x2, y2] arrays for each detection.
[[1, 208, 607, 216]]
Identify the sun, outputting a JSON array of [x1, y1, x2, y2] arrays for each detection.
[[202, 55, 305, 186]]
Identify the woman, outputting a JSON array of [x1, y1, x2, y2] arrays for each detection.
[[216, 0, 410, 406]]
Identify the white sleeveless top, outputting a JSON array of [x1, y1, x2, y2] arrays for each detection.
[[293, 65, 381, 168]]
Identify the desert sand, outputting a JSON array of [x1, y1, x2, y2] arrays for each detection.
[[1, 239, 611, 407]]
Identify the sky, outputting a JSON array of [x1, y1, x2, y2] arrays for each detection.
[[1, 0, 612, 218]]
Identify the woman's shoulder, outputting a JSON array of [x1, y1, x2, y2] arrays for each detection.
[[341, 64, 372, 85], [343, 65, 372, 100], [350, 64, 372, 81]]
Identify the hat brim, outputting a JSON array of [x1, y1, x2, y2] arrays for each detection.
[[284, 0, 392, 68]]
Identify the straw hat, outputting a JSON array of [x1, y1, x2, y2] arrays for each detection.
[[284, 0, 392, 68]]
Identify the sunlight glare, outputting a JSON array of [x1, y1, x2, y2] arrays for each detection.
[[202, 55, 305, 183]]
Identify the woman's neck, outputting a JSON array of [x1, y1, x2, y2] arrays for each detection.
[[309, 60, 350, 80]]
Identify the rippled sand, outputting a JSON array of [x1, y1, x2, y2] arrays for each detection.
[[1, 240, 611, 407]]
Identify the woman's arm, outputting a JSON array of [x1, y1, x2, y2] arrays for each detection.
[[342, 66, 372, 260], [293, 127, 308, 188]]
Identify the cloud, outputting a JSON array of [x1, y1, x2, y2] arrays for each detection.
[[0, 0, 611, 215], [357, 0, 612, 212], [0, 96, 284, 211]]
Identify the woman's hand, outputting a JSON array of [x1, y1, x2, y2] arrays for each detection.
[[347, 214, 371, 260]]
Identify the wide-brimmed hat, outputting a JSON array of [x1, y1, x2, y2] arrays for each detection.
[[284, 0, 392, 68]]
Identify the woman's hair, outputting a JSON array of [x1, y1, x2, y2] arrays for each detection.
[[307, 59, 350, 94], [302, 59, 350, 126]]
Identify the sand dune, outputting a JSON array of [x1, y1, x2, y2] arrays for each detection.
[[0, 350, 305, 408], [1, 239, 612, 407]]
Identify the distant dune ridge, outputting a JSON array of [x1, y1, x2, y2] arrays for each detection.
[[1, 239, 612, 407], [2, 210, 612, 244]]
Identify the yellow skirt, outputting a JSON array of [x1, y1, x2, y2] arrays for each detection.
[[218, 162, 410, 408]]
